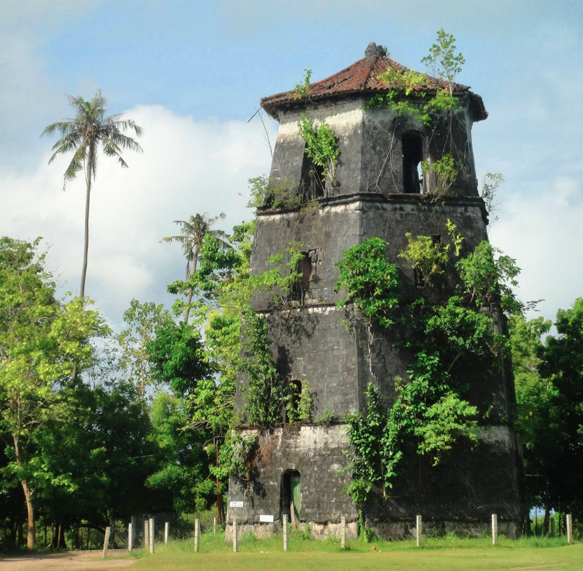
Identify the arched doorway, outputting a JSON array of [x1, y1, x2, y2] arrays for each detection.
[[281, 470, 301, 525]]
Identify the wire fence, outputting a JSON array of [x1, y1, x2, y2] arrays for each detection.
[[122, 512, 220, 546], [360, 500, 569, 539], [105, 502, 583, 549], [2, 503, 581, 552], [97, 512, 221, 551]]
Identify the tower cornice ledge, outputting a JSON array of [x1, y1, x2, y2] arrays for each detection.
[[256, 193, 489, 224]]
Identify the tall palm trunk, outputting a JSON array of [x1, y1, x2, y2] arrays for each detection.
[[13, 434, 35, 550], [183, 245, 200, 323], [80, 151, 94, 298]]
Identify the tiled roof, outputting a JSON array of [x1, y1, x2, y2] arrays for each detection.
[[260, 43, 487, 121]]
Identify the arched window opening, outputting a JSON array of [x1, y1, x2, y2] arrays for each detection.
[[402, 132, 424, 194], [281, 470, 301, 525], [301, 148, 325, 201], [291, 252, 312, 304]]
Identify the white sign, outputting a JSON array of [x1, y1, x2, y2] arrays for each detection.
[[259, 515, 274, 523], [230, 500, 244, 508]]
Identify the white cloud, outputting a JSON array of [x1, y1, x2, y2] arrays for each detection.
[[0, 106, 275, 329], [490, 174, 583, 321]]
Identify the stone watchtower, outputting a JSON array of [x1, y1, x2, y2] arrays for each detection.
[[227, 44, 523, 538]]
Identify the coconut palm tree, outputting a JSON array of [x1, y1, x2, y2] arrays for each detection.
[[42, 90, 143, 297], [162, 212, 230, 322]]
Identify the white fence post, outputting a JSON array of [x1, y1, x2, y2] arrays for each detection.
[[164, 521, 169, 545], [149, 517, 155, 554], [102, 526, 111, 559], [194, 519, 200, 552], [416, 515, 422, 547], [341, 516, 346, 549], [283, 514, 288, 551], [233, 519, 238, 553], [144, 520, 149, 549], [566, 514, 573, 544], [128, 520, 133, 552], [492, 514, 498, 545], [213, 517, 217, 534]]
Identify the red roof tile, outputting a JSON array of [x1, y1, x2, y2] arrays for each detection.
[[260, 43, 487, 121]]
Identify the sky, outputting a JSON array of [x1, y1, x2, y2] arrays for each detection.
[[1, 0, 582, 330]]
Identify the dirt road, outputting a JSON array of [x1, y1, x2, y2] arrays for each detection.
[[0, 550, 136, 571]]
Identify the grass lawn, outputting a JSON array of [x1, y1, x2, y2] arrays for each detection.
[[124, 534, 583, 571]]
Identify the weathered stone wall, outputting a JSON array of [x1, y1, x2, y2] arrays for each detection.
[[269, 96, 479, 199], [227, 425, 358, 528], [247, 196, 493, 412]]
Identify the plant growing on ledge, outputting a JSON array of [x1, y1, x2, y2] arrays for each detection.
[[421, 153, 463, 197], [247, 175, 302, 210], [421, 28, 465, 95], [480, 172, 504, 223], [285, 380, 313, 424], [364, 68, 432, 126], [297, 113, 340, 181], [399, 219, 463, 285], [292, 67, 312, 99], [366, 29, 463, 126], [334, 237, 401, 329]]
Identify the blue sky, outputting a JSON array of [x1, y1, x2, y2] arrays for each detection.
[[1, 0, 582, 328]]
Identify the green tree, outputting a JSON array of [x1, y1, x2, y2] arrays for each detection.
[[156, 219, 310, 516], [147, 392, 212, 513], [510, 314, 554, 516], [161, 212, 229, 323], [421, 28, 465, 95], [31, 378, 159, 547], [147, 321, 212, 398], [535, 299, 583, 513], [117, 299, 174, 398], [0, 237, 107, 549], [42, 91, 142, 297]]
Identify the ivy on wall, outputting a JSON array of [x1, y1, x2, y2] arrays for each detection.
[[334, 237, 401, 328], [337, 226, 523, 508]]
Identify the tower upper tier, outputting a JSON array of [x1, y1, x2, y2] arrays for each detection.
[[259, 43, 488, 200]]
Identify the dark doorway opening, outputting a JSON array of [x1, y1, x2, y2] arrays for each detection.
[[402, 132, 424, 193], [281, 470, 301, 524]]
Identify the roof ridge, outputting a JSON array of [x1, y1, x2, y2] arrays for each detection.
[[260, 47, 485, 121], [362, 55, 380, 91]]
